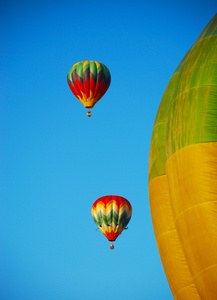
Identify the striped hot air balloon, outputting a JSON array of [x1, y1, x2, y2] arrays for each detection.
[[67, 61, 111, 116], [91, 195, 132, 249], [149, 14, 217, 299]]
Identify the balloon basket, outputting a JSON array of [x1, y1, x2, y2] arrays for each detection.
[[87, 110, 91, 117], [110, 243, 114, 250]]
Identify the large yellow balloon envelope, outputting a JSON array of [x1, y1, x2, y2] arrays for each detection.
[[149, 14, 217, 299]]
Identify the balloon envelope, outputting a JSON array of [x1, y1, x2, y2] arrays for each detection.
[[149, 14, 217, 299], [67, 61, 111, 109], [91, 195, 132, 242]]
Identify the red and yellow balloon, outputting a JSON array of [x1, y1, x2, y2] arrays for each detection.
[[67, 61, 111, 116], [91, 195, 132, 249]]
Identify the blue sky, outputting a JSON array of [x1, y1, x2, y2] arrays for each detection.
[[1, 1, 217, 299]]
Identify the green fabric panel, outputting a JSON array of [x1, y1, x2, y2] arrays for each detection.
[[174, 49, 191, 73], [71, 62, 82, 73], [96, 64, 103, 73], [166, 35, 217, 158], [149, 49, 192, 182], [195, 13, 217, 43], [101, 64, 110, 79], [76, 62, 84, 78], [83, 62, 90, 72], [149, 15, 217, 180], [67, 66, 74, 80], [92, 213, 103, 227], [101, 211, 118, 226], [93, 211, 130, 227], [117, 212, 131, 227], [89, 61, 97, 77], [149, 73, 180, 182]]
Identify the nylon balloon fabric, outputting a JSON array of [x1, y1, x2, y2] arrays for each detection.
[[67, 61, 111, 109], [91, 195, 132, 242], [149, 14, 217, 300]]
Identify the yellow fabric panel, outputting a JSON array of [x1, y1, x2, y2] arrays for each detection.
[[149, 175, 200, 300], [166, 142, 217, 299]]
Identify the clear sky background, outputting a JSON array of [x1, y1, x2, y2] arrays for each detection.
[[1, 1, 217, 299]]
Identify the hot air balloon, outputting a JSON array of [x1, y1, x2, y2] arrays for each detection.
[[67, 61, 111, 117], [149, 14, 217, 299], [91, 195, 132, 249]]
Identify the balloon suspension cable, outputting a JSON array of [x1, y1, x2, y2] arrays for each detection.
[[110, 243, 114, 250]]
